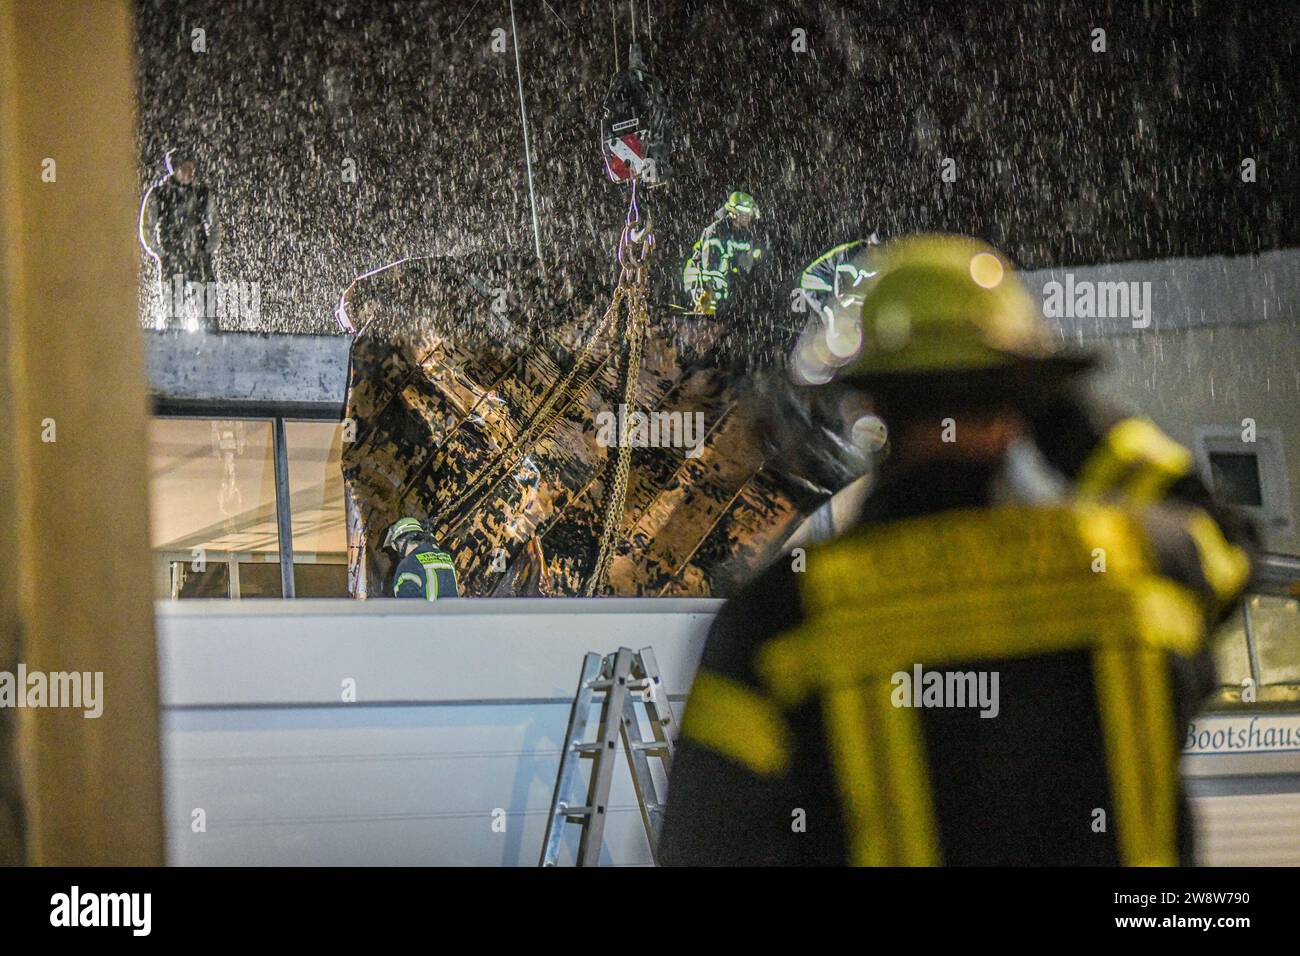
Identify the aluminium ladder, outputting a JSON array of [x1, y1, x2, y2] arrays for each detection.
[[539, 646, 677, 866]]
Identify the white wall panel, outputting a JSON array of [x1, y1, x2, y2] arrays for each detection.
[[159, 599, 709, 866], [159, 599, 1300, 866]]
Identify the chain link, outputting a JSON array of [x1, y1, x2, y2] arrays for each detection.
[[584, 179, 654, 595], [585, 270, 649, 595]]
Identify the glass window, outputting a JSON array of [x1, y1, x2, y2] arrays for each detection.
[[1250, 595, 1300, 686], [285, 421, 347, 558], [1209, 451, 1264, 508], [149, 416, 351, 598], [149, 418, 279, 598], [285, 420, 349, 596], [1210, 594, 1300, 702]]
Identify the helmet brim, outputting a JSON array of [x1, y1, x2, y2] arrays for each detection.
[[838, 351, 1098, 408]]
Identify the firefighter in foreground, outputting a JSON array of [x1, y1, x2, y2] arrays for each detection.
[[383, 517, 460, 599], [680, 191, 763, 315], [659, 234, 1253, 866]]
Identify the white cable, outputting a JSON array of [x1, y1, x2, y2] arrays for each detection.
[[510, 0, 544, 268]]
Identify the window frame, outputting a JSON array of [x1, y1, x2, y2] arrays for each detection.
[[152, 408, 346, 599]]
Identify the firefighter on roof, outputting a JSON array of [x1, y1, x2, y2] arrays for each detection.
[[139, 147, 221, 331], [797, 233, 881, 322], [659, 234, 1254, 866], [681, 191, 763, 315]]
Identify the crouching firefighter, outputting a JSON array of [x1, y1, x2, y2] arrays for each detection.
[[797, 233, 881, 323], [660, 234, 1255, 866], [383, 517, 460, 600], [681, 191, 763, 315]]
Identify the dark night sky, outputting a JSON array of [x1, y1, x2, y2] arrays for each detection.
[[134, 0, 1299, 333]]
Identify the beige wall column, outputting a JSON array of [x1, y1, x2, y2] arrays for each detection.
[[0, 0, 164, 865]]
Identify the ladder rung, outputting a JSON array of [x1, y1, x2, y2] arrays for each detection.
[[630, 741, 669, 754]]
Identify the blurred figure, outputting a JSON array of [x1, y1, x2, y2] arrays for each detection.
[[383, 517, 460, 600], [661, 234, 1253, 866], [139, 148, 220, 331], [797, 233, 881, 322], [792, 233, 882, 380], [680, 191, 763, 315]]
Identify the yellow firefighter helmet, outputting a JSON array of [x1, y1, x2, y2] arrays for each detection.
[[840, 234, 1093, 383]]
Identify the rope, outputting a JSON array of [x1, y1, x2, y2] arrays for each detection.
[[509, 0, 544, 266]]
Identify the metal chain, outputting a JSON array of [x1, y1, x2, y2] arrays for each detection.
[[433, 182, 654, 595], [586, 279, 648, 595], [586, 182, 654, 595]]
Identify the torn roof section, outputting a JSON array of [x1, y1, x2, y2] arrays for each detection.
[[338, 253, 864, 598]]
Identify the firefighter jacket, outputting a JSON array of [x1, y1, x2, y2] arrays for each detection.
[[659, 422, 1253, 866], [390, 539, 460, 600], [682, 216, 763, 304], [798, 239, 878, 318]]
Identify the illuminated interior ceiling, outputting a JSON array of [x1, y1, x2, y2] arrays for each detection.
[[148, 418, 346, 558]]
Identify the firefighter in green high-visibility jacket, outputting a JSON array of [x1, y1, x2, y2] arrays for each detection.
[[681, 191, 763, 314], [797, 234, 881, 323], [383, 517, 460, 599]]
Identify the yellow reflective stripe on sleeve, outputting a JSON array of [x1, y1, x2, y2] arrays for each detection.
[[1093, 647, 1178, 866], [805, 241, 863, 271], [394, 571, 423, 593], [680, 670, 791, 776], [1078, 418, 1192, 501], [824, 686, 892, 866], [1185, 509, 1251, 605], [872, 682, 940, 866], [1124, 459, 1185, 504]]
